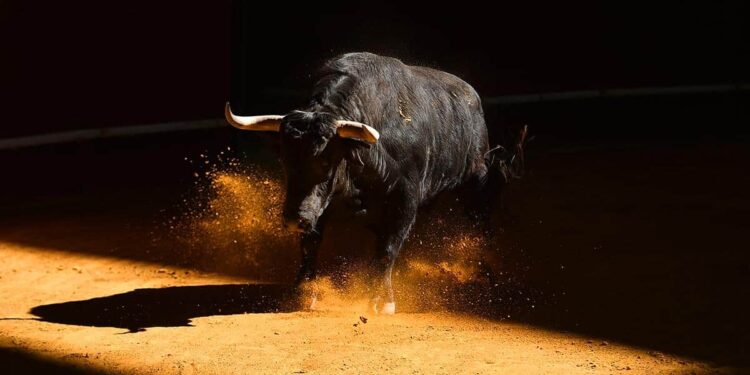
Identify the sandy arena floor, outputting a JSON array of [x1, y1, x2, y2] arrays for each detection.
[[0, 241, 733, 374], [1, 140, 748, 374]]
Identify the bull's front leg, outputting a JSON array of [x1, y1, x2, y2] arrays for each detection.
[[295, 224, 324, 310], [295, 231, 322, 285], [371, 188, 418, 315]]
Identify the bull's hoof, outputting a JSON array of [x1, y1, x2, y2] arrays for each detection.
[[306, 294, 319, 311], [285, 284, 319, 312], [294, 288, 320, 311], [371, 298, 396, 315], [380, 302, 396, 315]]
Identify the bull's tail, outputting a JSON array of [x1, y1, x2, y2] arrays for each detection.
[[486, 124, 529, 186], [479, 125, 528, 230]]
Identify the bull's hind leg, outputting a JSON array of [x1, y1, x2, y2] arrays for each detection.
[[370, 189, 418, 315]]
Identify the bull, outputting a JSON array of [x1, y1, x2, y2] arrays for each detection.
[[226, 52, 524, 314]]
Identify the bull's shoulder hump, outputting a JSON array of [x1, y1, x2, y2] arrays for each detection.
[[324, 52, 405, 74], [407, 65, 481, 100], [408, 65, 472, 87]]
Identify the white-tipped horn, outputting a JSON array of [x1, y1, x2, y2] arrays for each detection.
[[335, 120, 380, 144], [224, 102, 283, 132]]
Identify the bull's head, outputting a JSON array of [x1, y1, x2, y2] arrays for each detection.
[[225, 103, 379, 234]]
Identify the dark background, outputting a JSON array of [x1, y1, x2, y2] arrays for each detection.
[[0, 1, 230, 138], [232, 1, 748, 112], [0, 1, 747, 137], [1, 0, 749, 370]]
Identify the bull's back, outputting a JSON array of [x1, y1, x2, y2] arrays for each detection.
[[316, 53, 489, 198]]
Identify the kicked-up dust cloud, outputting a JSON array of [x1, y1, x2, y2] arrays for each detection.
[[164, 151, 298, 281], [165, 150, 537, 317]]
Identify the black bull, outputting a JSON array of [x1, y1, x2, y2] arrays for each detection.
[[226, 52, 525, 314]]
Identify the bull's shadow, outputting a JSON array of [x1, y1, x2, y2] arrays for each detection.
[[30, 284, 296, 333]]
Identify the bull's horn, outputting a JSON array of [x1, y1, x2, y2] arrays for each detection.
[[224, 102, 283, 132], [335, 120, 380, 144]]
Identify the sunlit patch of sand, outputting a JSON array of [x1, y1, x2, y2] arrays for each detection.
[[0, 242, 725, 375]]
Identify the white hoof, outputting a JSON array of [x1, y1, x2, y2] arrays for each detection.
[[308, 295, 319, 311], [380, 302, 396, 315]]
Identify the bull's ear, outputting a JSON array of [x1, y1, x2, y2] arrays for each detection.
[[225, 102, 283, 132], [335, 120, 379, 144]]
